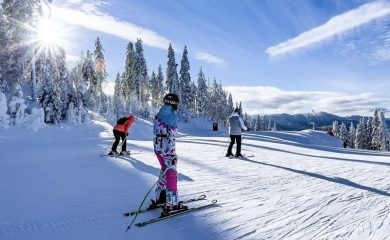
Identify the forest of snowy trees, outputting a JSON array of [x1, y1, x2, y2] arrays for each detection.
[[332, 109, 390, 151], [0, 1, 237, 129]]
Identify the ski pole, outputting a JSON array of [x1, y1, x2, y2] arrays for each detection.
[[126, 167, 170, 231], [221, 135, 230, 156]]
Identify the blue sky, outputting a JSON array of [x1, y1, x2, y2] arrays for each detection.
[[52, 0, 390, 116]]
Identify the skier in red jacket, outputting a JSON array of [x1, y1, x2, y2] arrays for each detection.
[[109, 115, 136, 155]]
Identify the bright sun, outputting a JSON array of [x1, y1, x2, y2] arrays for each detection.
[[33, 7, 70, 57], [37, 17, 63, 47]]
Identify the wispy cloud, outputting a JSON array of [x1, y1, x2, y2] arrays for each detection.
[[53, 4, 171, 49], [196, 52, 226, 66], [266, 1, 390, 57], [66, 54, 80, 62], [225, 86, 390, 116]]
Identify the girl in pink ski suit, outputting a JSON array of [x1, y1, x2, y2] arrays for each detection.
[[153, 94, 180, 208]]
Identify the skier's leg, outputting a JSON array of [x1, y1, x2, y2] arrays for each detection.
[[120, 132, 127, 152], [165, 155, 178, 207], [111, 130, 121, 152], [236, 135, 242, 156], [227, 135, 235, 155], [155, 153, 167, 204]]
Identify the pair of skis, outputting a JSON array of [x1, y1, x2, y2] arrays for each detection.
[[124, 194, 217, 229], [99, 151, 142, 158]]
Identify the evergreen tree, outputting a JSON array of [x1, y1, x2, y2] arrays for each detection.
[[157, 65, 165, 96], [0, 10, 9, 91], [150, 71, 160, 110], [238, 102, 243, 116], [94, 37, 108, 112], [122, 42, 136, 112], [371, 109, 381, 150], [134, 39, 148, 110], [196, 68, 208, 116], [82, 50, 96, 108], [227, 93, 234, 114], [166, 43, 179, 94], [349, 122, 356, 148], [255, 115, 261, 131], [1, 0, 40, 93], [179, 46, 192, 111], [378, 111, 389, 151], [332, 120, 340, 137], [113, 72, 123, 118], [339, 122, 349, 147], [355, 118, 365, 149], [0, 90, 9, 127], [39, 62, 62, 124], [366, 117, 373, 149], [8, 84, 27, 125]]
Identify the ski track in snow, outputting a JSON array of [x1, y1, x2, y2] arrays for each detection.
[[0, 118, 389, 240]]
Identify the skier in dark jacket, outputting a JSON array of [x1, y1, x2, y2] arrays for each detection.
[[226, 108, 248, 157], [109, 115, 136, 155]]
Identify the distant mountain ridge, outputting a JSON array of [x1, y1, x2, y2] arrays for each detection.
[[261, 112, 390, 131]]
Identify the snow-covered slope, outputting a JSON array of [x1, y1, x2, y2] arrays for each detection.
[[1, 118, 389, 240]]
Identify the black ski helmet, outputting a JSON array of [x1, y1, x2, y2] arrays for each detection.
[[163, 93, 180, 110], [234, 108, 240, 113]]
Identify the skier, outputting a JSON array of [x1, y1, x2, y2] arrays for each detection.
[[150, 93, 183, 213], [109, 115, 136, 155], [226, 108, 248, 157]]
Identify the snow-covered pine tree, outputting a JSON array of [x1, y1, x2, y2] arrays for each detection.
[[196, 68, 208, 117], [189, 81, 197, 113], [113, 72, 123, 118], [255, 115, 261, 131], [134, 39, 149, 111], [94, 37, 108, 113], [39, 62, 62, 124], [150, 71, 159, 112], [238, 102, 243, 116], [122, 42, 136, 112], [0, 90, 9, 127], [207, 78, 220, 122], [227, 93, 234, 115], [378, 111, 389, 151], [339, 122, 349, 147], [366, 117, 373, 149], [1, 0, 40, 93], [82, 50, 96, 109], [371, 109, 380, 150], [354, 118, 365, 149], [349, 122, 356, 148], [0, 9, 9, 91], [156, 64, 165, 97], [179, 45, 192, 121], [8, 84, 27, 125], [267, 119, 272, 131], [166, 43, 179, 95], [105, 96, 116, 125], [332, 120, 340, 137]]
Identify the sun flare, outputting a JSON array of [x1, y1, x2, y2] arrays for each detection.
[[32, 7, 72, 57], [37, 17, 63, 47]]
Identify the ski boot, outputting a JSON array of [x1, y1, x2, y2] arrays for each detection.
[[147, 190, 166, 210], [235, 153, 244, 158], [225, 153, 234, 157], [160, 201, 188, 217], [120, 150, 131, 156], [108, 151, 118, 156]]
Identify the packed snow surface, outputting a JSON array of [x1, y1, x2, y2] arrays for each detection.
[[1, 117, 389, 240]]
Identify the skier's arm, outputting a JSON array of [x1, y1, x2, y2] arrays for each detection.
[[239, 117, 248, 131]]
